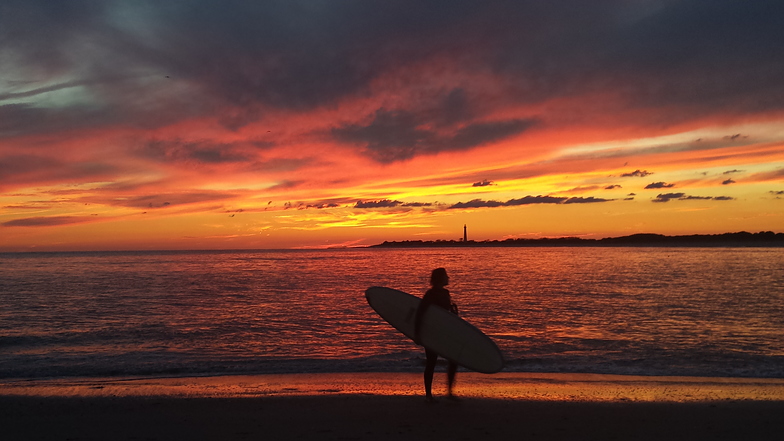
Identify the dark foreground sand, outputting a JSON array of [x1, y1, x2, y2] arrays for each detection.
[[2, 373, 783, 440]]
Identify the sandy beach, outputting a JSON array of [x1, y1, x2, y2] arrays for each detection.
[[2, 372, 783, 440]]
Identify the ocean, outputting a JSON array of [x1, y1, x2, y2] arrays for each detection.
[[1, 247, 782, 380]]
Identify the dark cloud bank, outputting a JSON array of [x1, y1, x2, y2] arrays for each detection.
[[3, 0, 784, 162], [622, 170, 654, 178], [652, 193, 733, 203], [332, 109, 538, 163], [351, 195, 613, 211], [450, 195, 612, 209], [1, 216, 95, 227], [354, 199, 433, 209], [645, 182, 676, 189]]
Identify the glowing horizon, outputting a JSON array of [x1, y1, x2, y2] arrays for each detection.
[[2, 1, 783, 251]]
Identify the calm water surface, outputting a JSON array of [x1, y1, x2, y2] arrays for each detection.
[[1, 248, 782, 379]]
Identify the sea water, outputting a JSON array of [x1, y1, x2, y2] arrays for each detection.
[[1, 247, 782, 379]]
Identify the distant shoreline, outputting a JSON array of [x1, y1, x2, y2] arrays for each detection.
[[371, 231, 784, 248]]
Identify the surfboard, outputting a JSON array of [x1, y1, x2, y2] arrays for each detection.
[[365, 286, 504, 374]]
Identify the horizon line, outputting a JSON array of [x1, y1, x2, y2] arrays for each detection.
[[1, 231, 782, 254]]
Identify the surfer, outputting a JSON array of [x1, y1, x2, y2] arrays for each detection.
[[414, 267, 459, 401]]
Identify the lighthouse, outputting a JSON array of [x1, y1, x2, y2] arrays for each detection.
[[463, 224, 467, 242]]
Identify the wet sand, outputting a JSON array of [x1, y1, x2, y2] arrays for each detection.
[[2, 373, 783, 440]]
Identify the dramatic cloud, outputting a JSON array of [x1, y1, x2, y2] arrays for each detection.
[[354, 199, 432, 209], [563, 197, 614, 204], [139, 139, 254, 165], [645, 182, 676, 189], [2, 216, 97, 227], [0, 155, 61, 179], [747, 168, 784, 183], [332, 109, 537, 163], [652, 193, 734, 203], [355, 199, 403, 209], [565, 186, 600, 194], [605, 185, 622, 190], [652, 193, 684, 202], [304, 203, 340, 210], [5, 1, 784, 142], [397, 202, 433, 208], [447, 119, 538, 151], [449, 195, 612, 209], [722, 179, 735, 185], [4, 1, 784, 138], [102, 192, 236, 209], [0, 153, 118, 190], [450, 199, 506, 209], [622, 170, 653, 178]]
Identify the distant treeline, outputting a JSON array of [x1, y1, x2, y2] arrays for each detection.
[[371, 231, 784, 248]]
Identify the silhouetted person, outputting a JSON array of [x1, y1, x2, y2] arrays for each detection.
[[414, 267, 458, 401]]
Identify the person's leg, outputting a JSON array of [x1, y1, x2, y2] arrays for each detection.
[[424, 349, 438, 400], [446, 360, 457, 397]]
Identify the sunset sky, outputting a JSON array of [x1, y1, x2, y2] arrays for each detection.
[[2, 0, 783, 251]]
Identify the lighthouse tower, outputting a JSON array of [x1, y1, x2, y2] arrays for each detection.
[[463, 224, 467, 242]]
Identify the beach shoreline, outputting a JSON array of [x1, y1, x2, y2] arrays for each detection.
[[2, 373, 783, 441], [3, 372, 784, 401]]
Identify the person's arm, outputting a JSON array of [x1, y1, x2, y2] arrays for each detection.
[[445, 288, 458, 315]]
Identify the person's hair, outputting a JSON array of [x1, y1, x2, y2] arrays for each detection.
[[430, 268, 448, 287]]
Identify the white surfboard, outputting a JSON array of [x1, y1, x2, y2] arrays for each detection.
[[365, 286, 503, 374]]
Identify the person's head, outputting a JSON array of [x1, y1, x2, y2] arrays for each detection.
[[430, 268, 449, 287]]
